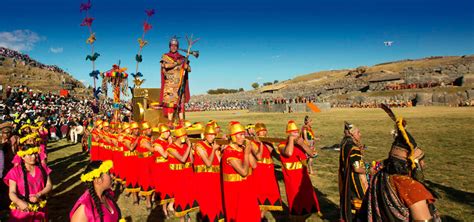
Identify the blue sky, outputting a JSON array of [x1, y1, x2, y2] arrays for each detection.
[[1, 0, 473, 95]]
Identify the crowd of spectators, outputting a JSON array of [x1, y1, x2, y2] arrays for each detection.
[[0, 47, 67, 74]]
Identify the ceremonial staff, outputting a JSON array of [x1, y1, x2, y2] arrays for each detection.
[[174, 35, 199, 121]]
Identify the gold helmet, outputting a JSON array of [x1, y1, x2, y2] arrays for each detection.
[[130, 122, 140, 130], [255, 122, 267, 133], [192, 122, 204, 130], [208, 120, 219, 129], [286, 120, 299, 134], [229, 121, 245, 143], [95, 120, 103, 127], [204, 123, 217, 135], [122, 122, 130, 131], [184, 120, 192, 128], [141, 121, 151, 130], [173, 125, 187, 138]]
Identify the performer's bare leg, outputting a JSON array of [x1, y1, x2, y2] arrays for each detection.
[[261, 210, 267, 219], [162, 204, 169, 218], [132, 192, 139, 205], [145, 195, 152, 210], [308, 158, 314, 175], [167, 201, 175, 215]]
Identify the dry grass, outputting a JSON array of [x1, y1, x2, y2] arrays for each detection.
[[43, 107, 474, 221]]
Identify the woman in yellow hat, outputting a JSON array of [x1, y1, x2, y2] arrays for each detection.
[[251, 123, 283, 219], [193, 123, 225, 222], [278, 120, 322, 218], [221, 121, 260, 221], [135, 121, 155, 210], [151, 124, 174, 218], [166, 125, 198, 221], [124, 122, 141, 205]]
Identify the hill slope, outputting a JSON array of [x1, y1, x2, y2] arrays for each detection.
[[0, 48, 89, 96]]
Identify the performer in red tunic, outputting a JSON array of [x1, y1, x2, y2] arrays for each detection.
[[251, 123, 283, 219], [159, 36, 191, 126], [90, 120, 102, 161], [193, 123, 225, 222], [222, 121, 260, 222], [108, 122, 118, 177], [278, 120, 322, 218], [99, 121, 111, 162], [166, 126, 199, 221], [115, 122, 130, 185], [124, 122, 140, 204], [96, 121, 107, 161], [151, 124, 174, 218], [135, 121, 154, 210]]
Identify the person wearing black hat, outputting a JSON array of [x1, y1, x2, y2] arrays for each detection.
[[338, 121, 368, 222], [358, 106, 440, 222]]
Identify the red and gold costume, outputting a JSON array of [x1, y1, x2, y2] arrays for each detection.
[[251, 123, 283, 212], [124, 122, 140, 193], [166, 126, 199, 217], [278, 121, 321, 216], [90, 120, 102, 161], [136, 122, 154, 196], [159, 38, 191, 116], [114, 123, 129, 182], [151, 124, 174, 205], [193, 124, 225, 222], [222, 122, 260, 222]]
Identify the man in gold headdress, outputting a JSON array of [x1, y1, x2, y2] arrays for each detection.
[[160, 36, 191, 126]]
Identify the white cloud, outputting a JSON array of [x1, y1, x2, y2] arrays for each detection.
[[0, 30, 44, 52], [50, 47, 63, 53]]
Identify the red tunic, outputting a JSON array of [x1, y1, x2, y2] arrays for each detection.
[[278, 141, 321, 216], [222, 144, 260, 222], [124, 135, 140, 192], [251, 141, 283, 212], [193, 141, 225, 222], [136, 136, 154, 195], [166, 143, 199, 217], [114, 134, 126, 180], [90, 130, 99, 161], [152, 138, 174, 205], [108, 133, 118, 176]]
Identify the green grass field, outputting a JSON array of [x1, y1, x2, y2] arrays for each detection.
[[44, 107, 474, 221]]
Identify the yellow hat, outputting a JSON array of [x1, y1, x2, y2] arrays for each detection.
[[229, 121, 245, 136], [152, 127, 160, 133], [208, 120, 219, 129], [173, 125, 187, 138], [142, 121, 151, 130], [130, 122, 139, 130], [158, 123, 171, 134], [192, 122, 204, 130], [184, 120, 192, 128], [204, 123, 217, 135], [255, 122, 267, 133], [286, 120, 299, 133], [95, 120, 103, 127], [122, 122, 130, 131], [245, 124, 255, 130], [102, 121, 110, 128]]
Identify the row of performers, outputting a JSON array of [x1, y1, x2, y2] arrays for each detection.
[[87, 120, 322, 221]]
